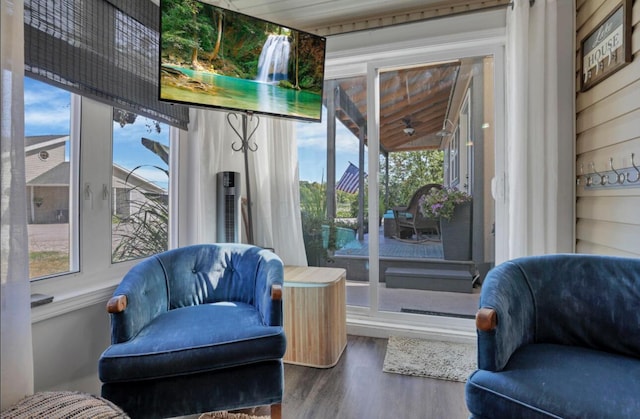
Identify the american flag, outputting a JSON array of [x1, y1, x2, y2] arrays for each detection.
[[336, 162, 363, 194]]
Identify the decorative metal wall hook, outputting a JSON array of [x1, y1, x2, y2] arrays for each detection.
[[609, 158, 625, 184], [228, 112, 260, 153], [578, 162, 594, 186], [580, 154, 640, 189], [589, 161, 607, 186], [627, 153, 640, 183], [576, 163, 584, 186]]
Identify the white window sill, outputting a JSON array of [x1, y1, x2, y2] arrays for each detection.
[[30, 262, 135, 324], [31, 280, 120, 324]]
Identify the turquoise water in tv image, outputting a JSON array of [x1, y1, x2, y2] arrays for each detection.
[[161, 66, 322, 121]]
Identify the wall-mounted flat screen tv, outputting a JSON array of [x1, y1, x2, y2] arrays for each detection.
[[159, 0, 326, 122]]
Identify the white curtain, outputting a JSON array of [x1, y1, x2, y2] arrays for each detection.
[[250, 117, 307, 266], [1, 0, 35, 410], [184, 109, 307, 266], [181, 109, 235, 245], [505, 0, 574, 259]]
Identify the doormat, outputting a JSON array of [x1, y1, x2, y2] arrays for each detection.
[[400, 308, 475, 319], [383, 336, 476, 382]]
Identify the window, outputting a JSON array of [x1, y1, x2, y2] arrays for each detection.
[[25, 77, 176, 282], [24, 77, 76, 280], [461, 90, 473, 194], [297, 76, 367, 272], [111, 109, 170, 263], [449, 127, 460, 186]]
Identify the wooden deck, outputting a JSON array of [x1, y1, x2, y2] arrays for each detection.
[[332, 226, 477, 283], [327, 225, 481, 317]]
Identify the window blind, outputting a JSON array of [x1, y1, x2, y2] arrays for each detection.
[[24, 0, 189, 130]]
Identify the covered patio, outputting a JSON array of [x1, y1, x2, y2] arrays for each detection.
[[306, 53, 495, 316], [336, 222, 480, 317], [324, 60, 466, 235]]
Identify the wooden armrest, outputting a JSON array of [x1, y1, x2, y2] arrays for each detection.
[[271, 284, 283, 301], [107, 295, 127, 313], [476, 307, 497, 332]]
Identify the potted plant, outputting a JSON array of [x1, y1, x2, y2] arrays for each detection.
[[419, 187, 472, 260]]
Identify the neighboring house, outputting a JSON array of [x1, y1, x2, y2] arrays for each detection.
[[25, 135, 70, 224], [111, 163, 167, 219], [25, 135, 166, 224]]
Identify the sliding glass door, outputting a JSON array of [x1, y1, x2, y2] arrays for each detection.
[[298, 30, 505, 333], [372, 56, 495, 322]]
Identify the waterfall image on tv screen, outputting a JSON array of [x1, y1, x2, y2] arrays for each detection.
[[159, 0, 326, 122]]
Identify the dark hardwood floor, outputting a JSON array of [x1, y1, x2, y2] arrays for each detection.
[[253, 335, 470, 419]]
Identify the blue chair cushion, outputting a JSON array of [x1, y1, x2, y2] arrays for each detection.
[[99, 302, 286, 383], [466, 343, 640, 419]]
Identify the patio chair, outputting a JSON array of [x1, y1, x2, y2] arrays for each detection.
[[392, 184, 442, 240]]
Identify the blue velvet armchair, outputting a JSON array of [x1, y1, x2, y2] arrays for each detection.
[[98, 244, 286, 419], [465, 254, 640, 419]]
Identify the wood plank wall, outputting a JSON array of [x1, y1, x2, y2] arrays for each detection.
[[575, 0, 640, 257]]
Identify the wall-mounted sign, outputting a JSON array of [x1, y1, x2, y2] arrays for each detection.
[[580, 0, 632, 92]]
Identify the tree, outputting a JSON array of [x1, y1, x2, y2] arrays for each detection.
[[160, 0, 215, 68], [293, 31, 299, 89], [384, 150, 444, 209], [299, 181, 326, 221], [204, 9, 224, 64]]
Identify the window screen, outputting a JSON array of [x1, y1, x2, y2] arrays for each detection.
[[24, 0, 189, 129]]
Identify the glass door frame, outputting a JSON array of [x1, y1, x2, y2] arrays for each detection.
[[326, 30, 507, 337]]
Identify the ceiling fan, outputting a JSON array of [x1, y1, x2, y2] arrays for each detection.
[[401, 117, 415, 136]]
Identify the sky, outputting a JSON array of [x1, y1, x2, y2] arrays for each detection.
[[295, 107, 363, 183], [25, 77, 172, 190], [24, 77, 361, 187]]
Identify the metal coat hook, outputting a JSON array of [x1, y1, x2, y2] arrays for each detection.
[[578, 162, 593, 186], [627, 153, 640, 183], [228, 112, 259, 153], [609, 158, 625, 184], [576, 163, 583, 186], [589, 161, 607, 186]]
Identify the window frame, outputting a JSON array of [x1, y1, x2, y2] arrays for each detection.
[[110, 107, 172, 264], [324, 16, 507, 339], [449, 127, 460, 187], [30, 94, 179, 323]]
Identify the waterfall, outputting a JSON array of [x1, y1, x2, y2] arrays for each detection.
[[256, 35, 290, 83]]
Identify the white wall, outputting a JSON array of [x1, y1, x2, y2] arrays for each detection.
[[32, 303, 109, 394]]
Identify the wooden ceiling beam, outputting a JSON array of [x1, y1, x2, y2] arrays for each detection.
[[380, 90, 450, 123], [336, 86, 366, 126]]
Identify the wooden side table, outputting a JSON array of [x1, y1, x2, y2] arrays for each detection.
[[283, 266, 347, 368]]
